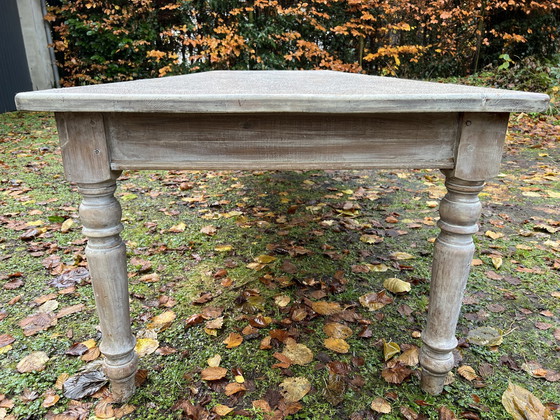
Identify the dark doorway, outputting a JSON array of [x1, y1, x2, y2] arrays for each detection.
[[1, 0, 33, 113]]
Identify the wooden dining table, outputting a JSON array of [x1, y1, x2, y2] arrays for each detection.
[[15, 70, 549, 402]]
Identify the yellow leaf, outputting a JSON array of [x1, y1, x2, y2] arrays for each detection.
[[311, 301, 342, 315], [502, 383, 553, 420], [60, 219, 74, 233], [274, 295, 291, 307], [390, 251, 415, 260], [147, 310, 176, 331], [215, 245, 233, 252], [135, 338, 159, 357], [214, 404, 234, 416], [255, 255, 276, 264], [371, 397, 392, 414], [207, 354, 222, 367], [383, 278, 411, 294], [491, 257, 503, 270], [546, 190, 560, 198], [168, 222, 186, 233], [279, 377, 311, 402], [81, 338, 96, 349], [383, 341, 401, 361], [485, 230, 504, 240], [367, 263, 389, 272], [360, 234, 383, 244], [324, 337, 350, 354], [281, 339, 314, 366], [223, 332, 243, 348], [458, 365, 478, 381]]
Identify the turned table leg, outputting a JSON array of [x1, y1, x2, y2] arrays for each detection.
[[420, 173, 484, 395], [78, 176, 138, 402]]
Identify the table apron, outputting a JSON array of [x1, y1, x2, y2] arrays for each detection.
[[105, 112, 459, 171]]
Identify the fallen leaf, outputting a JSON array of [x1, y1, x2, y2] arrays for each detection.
[[371, 397, 392, 414], [281, 339, 314, 365], [168, 222, 186, 233], [255, 255, 276, 264], [214, 404, 234, 416], [41, 392, 60, 408], [381, 362, 412, 384], [383, 341, 401, 361], [502, 382, 553, 420], [274, 295, 291, 307], [323, 322, 353, 339], [467, 326, 503, 346], [279, 377, 311, 403], [205, 316, 224, 330], [56, 303, 85, 318], [223, 333, 243, 348], [135, 338, 159, 357], [485, 230, 504, 240], [458, 365, 478, 381], [0, 334, 15, 348], [48, 267, 89, 288], [359, 291, 393, 311], [360, 234, 383, 244], [215, 245, 233, 252], [147, 310, 176, 331], [383, 278, 411, 294], [491, 257, 503, 269], [324, 337, 350, 353], [200, 225, 217, 236], [17, 351, 50, 373], [396, 346, 419, 366], [19, 312, 57, 336], [201, 367, 227, 381], [390, 251, 415, 260], [225, 382, 246, 396], [207, 354, 222, 367], [311, 301, 342, 315], [94, 400, 114, 418], [63, 370, 108, 400], [324, 372, 346, 406], [438, 406, 457, 419]]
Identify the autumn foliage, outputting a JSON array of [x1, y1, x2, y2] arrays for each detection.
[[47, 0, 560, 86]]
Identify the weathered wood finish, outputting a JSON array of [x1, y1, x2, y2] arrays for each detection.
[[55, 113, 112, 183], [106, 113, 458, 171], [78, 175, 138, 402], [452, 113, 510, 181], [419, 173, 484, 394], [15, 70, 550, 401]]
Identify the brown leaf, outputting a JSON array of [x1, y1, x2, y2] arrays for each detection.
[[324, 372, 346, 406], [94, 400, 114, 418], [323, 322, 353, 339], [19, 312, 57, 336], [225, 382, 246, 396], [381, 362, 412, 384], [280, 260, 298, 273], [41, 392, 60, 408], [0, 334, 15, 348], [359, 290, 393, 311], [205, 316, 224, 330], [324, 337, 350, 354], [223, 332, 243, 348], [214, 404, 234, 416], [311, 301, 342, 315], [272, 352, 293, 369], [438, 406, 457, 419], [201, 367, 227, 381], [138, 273, 160, 283], [56, 304, 85, 319], [192, 291, 213, 304], [185, 313, 204, 327], [17, 351, 49, 373], [396, 346, 420, 366]]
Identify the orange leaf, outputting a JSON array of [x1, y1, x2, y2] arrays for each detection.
[[223, 332, 243, 348]]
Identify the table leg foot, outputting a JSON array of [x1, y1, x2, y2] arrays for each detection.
[[420, 173, 484, 395], [78, 175, 138, 402], [105, 352, 139, 402]]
